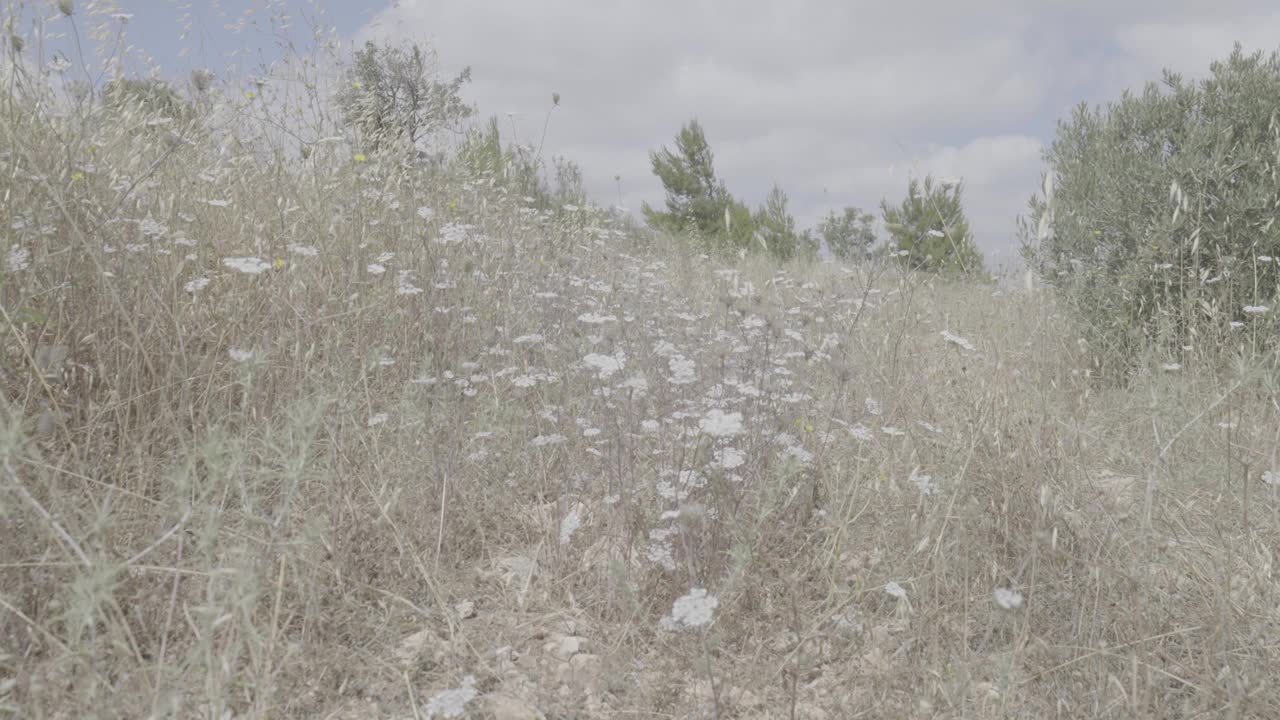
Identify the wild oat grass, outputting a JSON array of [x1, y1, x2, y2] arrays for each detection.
[[2, 6, 1280, 720]]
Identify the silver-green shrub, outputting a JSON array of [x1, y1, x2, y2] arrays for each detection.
[[1022, 44, 1280, 374]]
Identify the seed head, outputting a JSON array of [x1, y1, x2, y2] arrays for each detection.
[[191, 68, 214, 92]]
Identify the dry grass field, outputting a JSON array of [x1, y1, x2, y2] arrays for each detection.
[[2, 7, 1280, 719]]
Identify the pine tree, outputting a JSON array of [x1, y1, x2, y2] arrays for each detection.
[[816, 206, 877, 260], [881, 176, 983, 274], [644, 119, 754, 250], [753, 184, 804, 260]]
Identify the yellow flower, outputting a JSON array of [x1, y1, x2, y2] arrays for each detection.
[[273, 258, 285, 270], [246, 91, 255, 99], [353, 153, 367, 162], [71, 171, 84, 182]]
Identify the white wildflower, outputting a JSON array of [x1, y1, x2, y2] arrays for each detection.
[[395, 270, 423, 295], [655, 479, 679, 501], [849, 424, 874, 442], [559, 506, 582, 545], [668, 355, 696, 385], [1242, 305, 1269, 315], [715, 446, 745, 470], [7, 245, 31, 272], [435, 223, 470, 245], [423, 675, 478, 719], [926, 229, 946, 238], [865, 398, 882, 416], [367, 413, 388, 427], [577, 312, 617, 324], [617, 374, 649, 394], [780, 445, 814, 465], [1161, 362, 1182, 372], [699, 409, 744, 438], [184, 277, 211, 293], [664, 588, 718, 630], [417, 206, 435, 220], [1262, 470, 1279, 486], [138, 217, 167, 237], [530, 433, 566, 447], [288, 244, 318, 257], [993, 587, 1024, 610], [222, 256, 271, 274], [646, 528, 677, 570], [583, 351, 626, 380], [678, 470, 707, 490], [941, 330, 976, 352], [228, 347, 253, 362], [367, 263, 386, 275], [908, 468, 939, 495], [884, 581, 907, 599]]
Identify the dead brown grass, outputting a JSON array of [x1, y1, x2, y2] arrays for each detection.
[[1, 8, 1279, 720]]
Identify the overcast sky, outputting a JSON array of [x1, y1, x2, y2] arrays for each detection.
[[347, 0, 1280, 269], [35, 0, 1280, 270]]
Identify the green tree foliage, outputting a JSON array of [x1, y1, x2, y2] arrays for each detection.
[[643, 119, 755, 251], [881, 175, 983, 274], [455, 115, 587, 209], [816, 206, 877, 260], [335, 41, 473, 152], [102, 77, 194, 124], [753, 183, 809, 260], [724, 198, 757, 252], [1020, 44, 1280, 367], [551, 155, 587, 207], [457, 116, 504, 175]]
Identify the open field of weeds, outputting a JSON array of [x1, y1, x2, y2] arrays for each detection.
[[3, 10, 1280, 720]]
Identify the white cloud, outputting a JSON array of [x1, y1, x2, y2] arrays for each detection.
[[356, 0, 1279, 269], [1115, 12, 1280, 79]]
